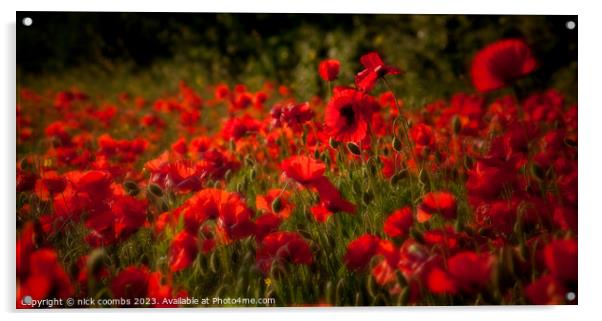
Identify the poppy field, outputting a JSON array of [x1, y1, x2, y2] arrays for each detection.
[[16, 14, 577, 308]]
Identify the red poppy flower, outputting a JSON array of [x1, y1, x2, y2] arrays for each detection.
[[253, 213, 283, 240], [383, 207, 413, 238], [426, 267, 457, 295], [318, 59, 341, 81], [270, 102, 314, 132], [310, 176, 357, 215], [221, 115, 261, 141], [255, 231, 313, 274], [280, 155, 326, 185], [112, 195, 148, 240], [169, 231, 199, 272], [16, 248, 74, 308], [34, 171, 66, 201], [466, 160, 516, 200], [343, 234, 381, 271], [355, 52, 401, 92], [176, 188, 255, 241], [410, 123, 436, 152], [324, 86, 379, 143], [525, 274, 568, 304], [111, 266, 150, 306], [471, 38, 537, 92], [417, 191, 457, 222], [310, 203, 333, 223], [447, 251, 495, 293], [543, 238, 577, 283], [214, 84, 230, 100]]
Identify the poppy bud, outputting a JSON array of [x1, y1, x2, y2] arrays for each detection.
[[124, 180, 140, 196], [564, 137, 577, 148], [451, 115, 462, 134], [249, 168, 257, 180], [329, 137, 340, 149], [410, 228, 424, 243], [271, 196, 283, 213], [363, 191, 373, 204], [347, 142, 361, 155], [325, 281, 334, 304], [529, 163, 545, 181], [318, 59, 341, 81], [314, 149, 321, 159], [390, 170, 406, 185], [392, 136, 402, 152], [395, 270, 408, 287], [148, 183, 163, 197], [87, 248, 108, 276], [398, 286, 411, 305], [335, 278, 345, 306]]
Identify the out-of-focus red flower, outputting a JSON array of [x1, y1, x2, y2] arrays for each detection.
[[318, 59, 341, 81], [410, 123, 436, 156], [417, 191, 457, 223], [379, 155, 404, 179], [471, 38, 537, 92], [214, 84, 230, 100], [280, 155, 326, 185], [343, 234, 381, 271], [270, 102, 314, 132], [543, 239, 577, 283], [383, 207, 413, 238], [310, 176, 357, 215], [310, 203, 333, 223], [17, 248, 74, 308], [525, 274, 568, 304], [221, 115, 261, 141], [148, 272, 189, 307], [447, 251, 495, 293], [111, 266, 150, 306], [255, 231, 313, 274], [325, 86, 379, 143], [171, 137, 188, 155], [175, 188, 255, 241], [466, 159, 516, 200], [355, 52, 401, 92], [253, 213, 283, 240], [34, 171, 66, 201], [427, 267, 457, 295], [169, 231, 199, 272], [112, 195, 148, 240]]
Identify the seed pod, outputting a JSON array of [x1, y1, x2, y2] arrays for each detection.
[[329, 137, 340, 149], [392, 136, 402, 152], [314, 149, 321, 159], [160, 200, 169, 212], [124, 180, 140, 196], [347, 142, 361, 155], [271, 196, 283, 213], [148, 183, 164, 197]]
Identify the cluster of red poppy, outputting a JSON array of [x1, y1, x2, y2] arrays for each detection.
[[16, 38, 576, 307]]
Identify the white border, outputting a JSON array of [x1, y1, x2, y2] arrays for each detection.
[[2, 1, 600, 321]]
